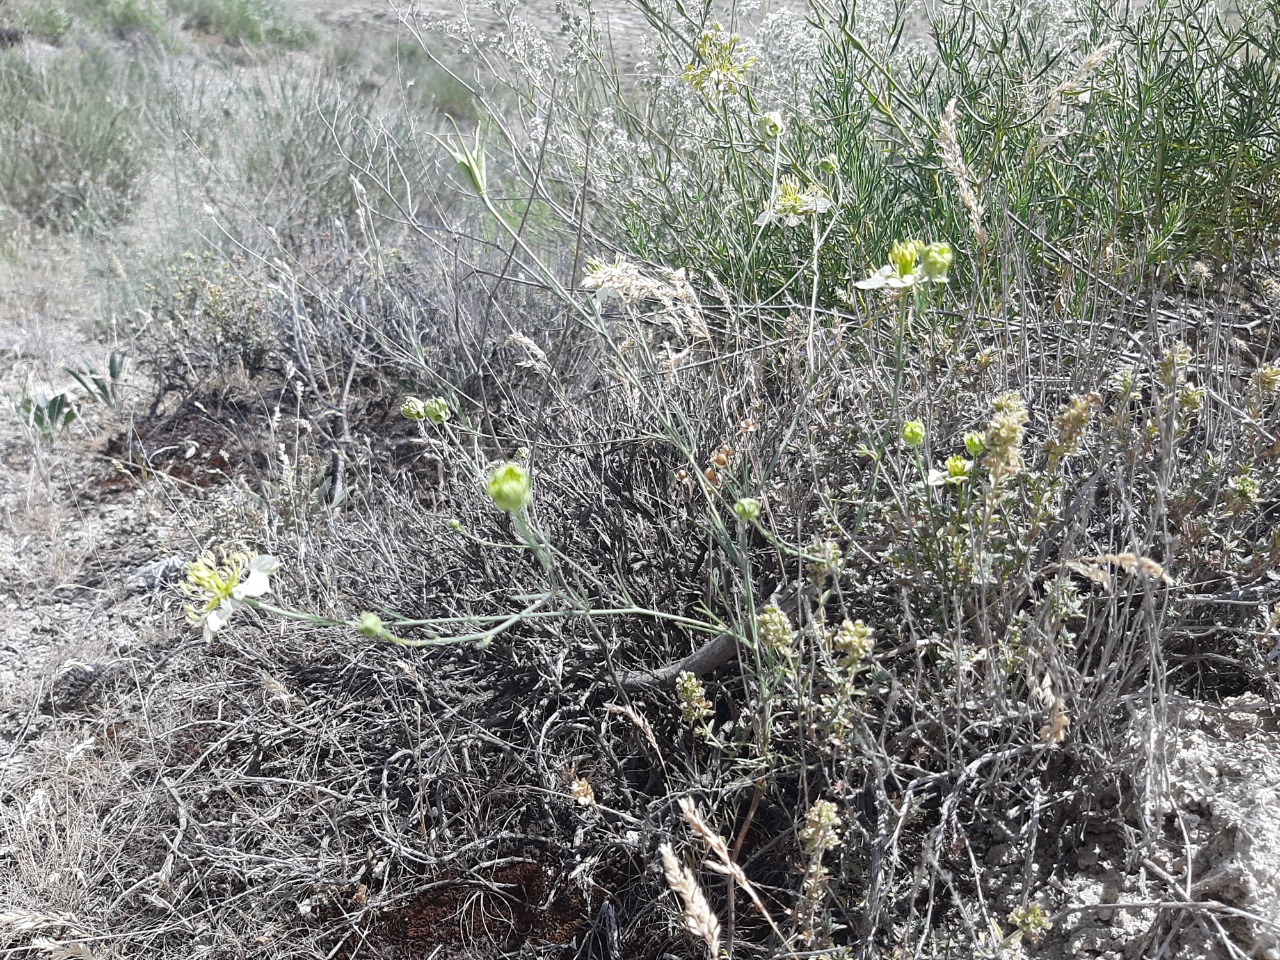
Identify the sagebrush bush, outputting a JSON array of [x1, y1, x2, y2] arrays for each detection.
[[302, 0, 1277, 954]]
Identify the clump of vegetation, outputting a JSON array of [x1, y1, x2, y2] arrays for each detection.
[[7, 0, 166, 43], [3, 0, 1279, 959], [167, 0, 313, 47], [0, 47, 149, 231], [583, 0, 1280, 301]]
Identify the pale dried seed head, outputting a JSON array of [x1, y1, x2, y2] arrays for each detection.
[[505, 331, 552, 377], [938, 99, 987, 245], [658, 844, 721, 957], [1077, 41, 1121, 77]]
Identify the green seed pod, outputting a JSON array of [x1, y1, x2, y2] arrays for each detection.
[[356, 612, 393, 641]]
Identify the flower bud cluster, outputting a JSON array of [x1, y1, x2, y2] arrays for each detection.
[[401, 396, 450, 424], [828, 618, 874, 666], [1045, 392, 1101, 466], [757, 603, 796, 652], [676, 670, 713, 723], [799, 799, 843, 856], [985, 392, 1028, 484]]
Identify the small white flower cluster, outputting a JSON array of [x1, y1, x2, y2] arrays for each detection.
[[754, 9, 826, 105]]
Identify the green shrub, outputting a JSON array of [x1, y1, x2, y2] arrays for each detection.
[[511, 0, 1280, 302], [0, 48, 149, 231], [310, 1, 1280, 954], [101, 0, 166, 35], [167, 0, 313, 48], [14, 4, 74, 43], [11, 0, 165, 41]]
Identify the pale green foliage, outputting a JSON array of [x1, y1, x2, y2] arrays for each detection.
[[168, 0, 313, 47]]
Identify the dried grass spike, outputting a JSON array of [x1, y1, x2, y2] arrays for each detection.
[[677, 798, 784, 939], [505, 331, 553, 377], [1072, 553, 1173, 585], [606, 702, 661, 754], [938, 98, 987, 245], [658, 844, 721, 957]]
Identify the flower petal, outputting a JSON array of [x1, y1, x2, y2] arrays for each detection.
[[233, 555, 278, 599], [205, 599, 236, 638], [249, 555, 280, 574], [234, 570, 271, 599]]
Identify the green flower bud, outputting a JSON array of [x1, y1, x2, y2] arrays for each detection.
[[356, 612, 393, 640], [889, 240, 925, 280], [401, 396, 428, 420], [422, 397, 450, 424], [800, 799, 842, 855], [807, 540, 843, 583], [733, 497, 761, 522], [921, 242, 954, 283], [486, 462, 532, 513], [901, 420, 926, 448], [756, 110, 786, 139], [964, 431, 986, 456], [818, 154, 838, 175]]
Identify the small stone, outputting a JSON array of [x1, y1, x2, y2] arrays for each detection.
[[126, 555, 189, 592], [1068, 926, 1113, 953]]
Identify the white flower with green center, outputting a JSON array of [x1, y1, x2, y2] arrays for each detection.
[[928, 454, 974, 487], [756, 110, 786, 140], [755, 176, 833, 228], [181, 551, 279, 642], [855, 240, 954, 290]]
